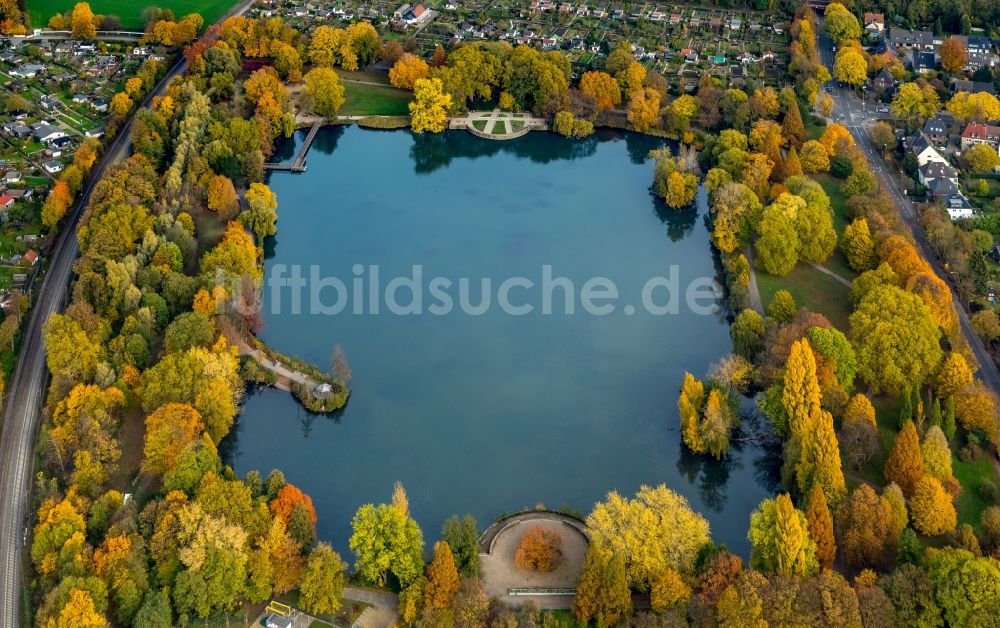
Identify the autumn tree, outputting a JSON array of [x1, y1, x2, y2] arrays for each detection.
[[910, 475, 957, 535], [572, 545, 632, 625], [650, 568, 691, 613], [303, 67, 346, 118], [782, 338, 822, 436], [143, 403, 204, 476], [823, 3, 861, 42], [299, 543, 346, 615], [800, 140, 830, 172], [834, 48, 868, 87], [783, 99, 806, 147], [837, 484, 898, 569], [885, 419, 924, 497], [870, 120, 897, 153], [940, 36, 969, 73], [627, 88, 661, 133], [841, 217, 876, 271], [271, 483, 318, 527], [579, 71, 621, 111], [963, 143, 1000, 172], [515, 524, 563, 572], [924, 548, 1000, 627], [805, 483, 836, 569], [422, 540, 460, 609], [410, 77, 451, 133], [242, 181, 279, 240], [109, 92, 133, 119], [389, 53, 429, 90], [586, 484, 710, 587], [42, 180, 74, 231], [748, 493, 818, 576], [70, 2, 96, 39], [851, 284, 942, 395], [892, 81, 941, 125], [206, 174, 238, 218], [948, 90, 1000, 122]]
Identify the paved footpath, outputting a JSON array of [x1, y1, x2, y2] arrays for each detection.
[[345, 586, 399, 628]]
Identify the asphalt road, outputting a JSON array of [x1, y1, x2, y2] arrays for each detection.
[[0, 3, 254, 625], [817, 28, 1000, 396]]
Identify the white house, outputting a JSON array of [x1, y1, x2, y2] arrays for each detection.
[[910, 134, 948, 167]]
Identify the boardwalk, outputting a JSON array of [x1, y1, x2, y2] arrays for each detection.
[[264, 120, 322, 172]]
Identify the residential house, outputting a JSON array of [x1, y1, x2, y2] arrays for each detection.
[[914, 51, 936, 73], [90, 97, 109, 112], [952, 79, 995, 94], [919, 160, 959, 191], [9, 63, 43, 78], [945, 193, 974, 219], [922, 115, 949, 145], [2, 121, 30, 139], [32, 124, 65, 144], [4, 171, 21, 184], [0, 195, 14, 210], [871, 67, 896, 93], [890, 27, 935, 50], [42, 159, 64, 174], [864, 12, 884, 37], [960, 123, 1000, 150], [23, 249, 38, 266], [6, 189, 32, 201], [910, 134, 949, 166], [39, 94, 60, 110]]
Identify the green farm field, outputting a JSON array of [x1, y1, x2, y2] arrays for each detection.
[[28, 0, 234, 31]]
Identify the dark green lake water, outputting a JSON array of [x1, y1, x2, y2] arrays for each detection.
[[222, 126, 778, 557]]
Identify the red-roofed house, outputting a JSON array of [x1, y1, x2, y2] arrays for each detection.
[[23, 249, 38, 265], [864, 12, 885, 35], [961, 123, 1000, 150], [0, 195, 14, 210]]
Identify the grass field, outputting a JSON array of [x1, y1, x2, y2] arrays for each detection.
[[756, 262, 853, 331], [340, 81, 412, 116], [28, 0, 234, 31], [953, 454, 1000, 528]]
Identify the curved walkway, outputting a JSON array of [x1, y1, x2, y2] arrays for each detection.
[[807, 261, 852, 288], [345, 586, 398, 628], [236, 338, 322, 393]]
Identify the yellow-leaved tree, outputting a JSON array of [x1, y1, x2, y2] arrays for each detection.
[[409, 78, 451, 133]]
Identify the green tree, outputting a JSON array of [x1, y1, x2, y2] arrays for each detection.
[[767, 290, 797, 322], [748, 493, 819, 576], [241, 182, 279, 240], [925, 548, 1000, 628], [441, 515, 478, 575], [349, 500, 424, 587], [851, 285, 943, 395], [756, 197, 801, 276], [299, 543, 347, 615], [164, 312, 214, 353], [731, 308, 765, 358]]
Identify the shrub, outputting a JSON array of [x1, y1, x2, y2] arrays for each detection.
[[976, 479, 999, 503], [514, 524, 563, 572]]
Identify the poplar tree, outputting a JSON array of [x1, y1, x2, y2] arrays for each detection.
[[910, 476, 957, 535], [678, 373, 705, 453], [782, 339, 822, 436], [424, 541, 460, 610], [784, 145, 803, 177], [885, 420, 924, 497], [749, 493, 818, 576], [805, 483, 836, 569], [797, 406, 847, 505]]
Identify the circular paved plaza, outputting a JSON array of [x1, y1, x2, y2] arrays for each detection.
[[479, 514, 589, 608]]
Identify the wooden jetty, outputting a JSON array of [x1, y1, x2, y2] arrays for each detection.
[[263, 121, 322, 173]]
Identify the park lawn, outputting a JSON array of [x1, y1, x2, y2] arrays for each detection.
[[814, 173, 850, 234], [492, 120, 508, 134], [339, 81, 411, 116], [953, 454, 999, 528], [472, 119, 487, 131], [29, 0, 233, 30], [756, 262, 853, 331]]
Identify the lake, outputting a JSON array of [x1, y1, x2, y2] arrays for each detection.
[[222, 126, 779, 558]]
